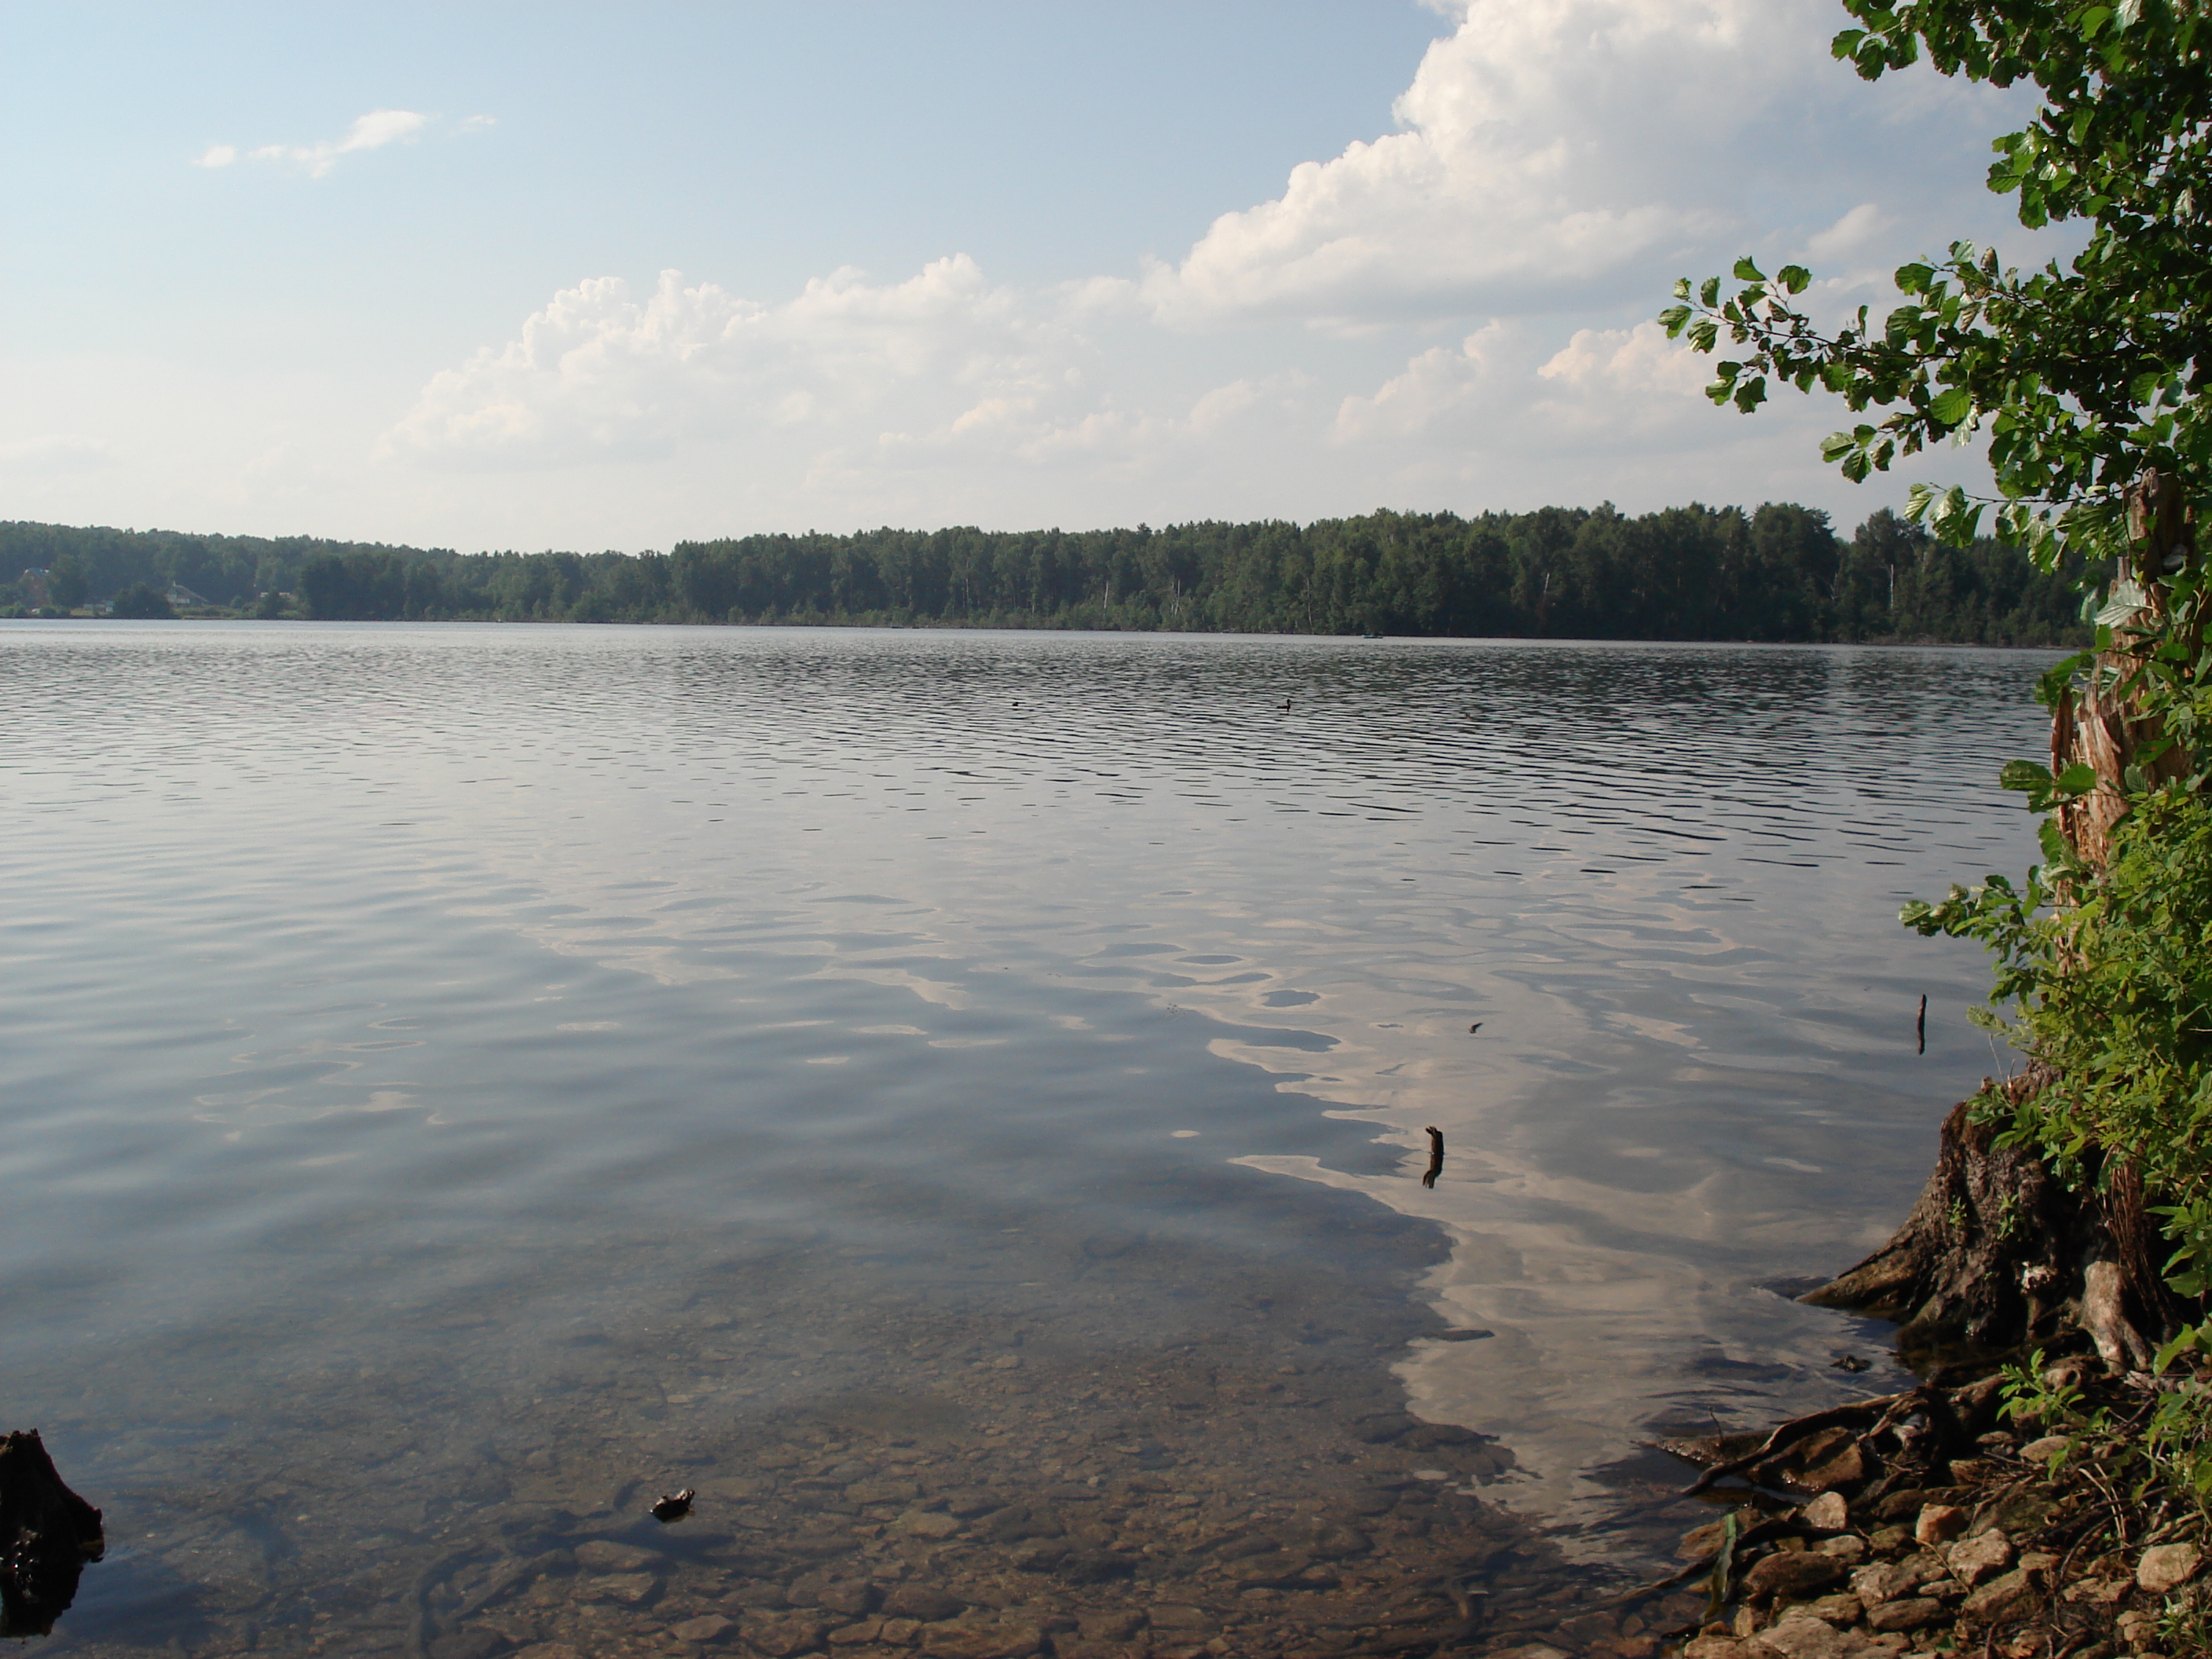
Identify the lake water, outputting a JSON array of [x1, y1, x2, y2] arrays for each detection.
[[0, 623, 2056, 1657]]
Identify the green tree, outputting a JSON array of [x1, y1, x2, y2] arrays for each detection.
[[109, 581, 176, 619], [47, 553, 87, 610], [1664, 2, 2212, 1408]]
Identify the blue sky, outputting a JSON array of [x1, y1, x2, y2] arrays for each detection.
[[2, 2, 2053, 551]]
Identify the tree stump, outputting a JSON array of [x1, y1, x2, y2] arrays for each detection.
[[1800, 1071, 2179, 1374], [0, 1430, 104, 1638]]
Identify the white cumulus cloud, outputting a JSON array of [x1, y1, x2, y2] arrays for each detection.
[[1140, 0, 2004, 330], [362, 0, 2046, 537], [384, 259, 1074, 468]]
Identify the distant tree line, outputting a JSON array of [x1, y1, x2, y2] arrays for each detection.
[[2, 503, 2088, 644]]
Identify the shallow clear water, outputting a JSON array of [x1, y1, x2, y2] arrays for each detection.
[[0, 622, 2056, 1654]]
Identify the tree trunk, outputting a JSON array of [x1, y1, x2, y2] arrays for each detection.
[[1801, 1071, 2180, 1374]]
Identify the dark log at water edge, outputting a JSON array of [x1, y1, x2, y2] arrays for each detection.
[[0, 1427, 105, 1638]]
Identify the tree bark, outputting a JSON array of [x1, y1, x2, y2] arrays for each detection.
[[1800, 1072, 2177, 1373]]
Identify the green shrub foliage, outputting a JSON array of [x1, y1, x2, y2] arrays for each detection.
[[1666, 1, 2212, 1471]]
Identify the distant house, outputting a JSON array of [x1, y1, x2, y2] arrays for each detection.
[[166, 581, 208, 608], [19, 568, 50, 609]]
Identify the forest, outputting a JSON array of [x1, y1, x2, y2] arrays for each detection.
[[1, 500, 2087, 644]]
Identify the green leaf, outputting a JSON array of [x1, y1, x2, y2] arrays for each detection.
[[1820, 431, 1857, 462], [1895, 262, 1934, 294], [1731, 257, 1766, 283], [1659, 305, 1693, 338], [2153, 1325, 2203, 1375], [2001, 760, 2056, 794], [1778, 264, 1811, 295], [1699, 276, 1721, 308], [1929, 386, 1972, 425]]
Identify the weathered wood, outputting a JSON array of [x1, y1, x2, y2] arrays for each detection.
[[1801, 1075, 2171, 1372], [0, 1429, 104, 1638]]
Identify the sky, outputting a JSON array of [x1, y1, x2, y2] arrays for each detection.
[[1, 1, 2061, 552]]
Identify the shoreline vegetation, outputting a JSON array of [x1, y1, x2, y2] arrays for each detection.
[[3, 504, 2085, 645], [1635, 1, 2212, 1657]]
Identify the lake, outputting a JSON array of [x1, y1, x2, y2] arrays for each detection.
[[0, 623, 2054, 1657]]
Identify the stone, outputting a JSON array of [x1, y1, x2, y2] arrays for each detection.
[[1682, 1519, 1733, 1560], [2138, 1543, 2203, 1595], [578, 1572, 658, 1606], [917, 1621, 1042, 1659], [1850, 1562, 1921, 1606], [1946, 1532, 2014, 1587], [2018, 1435, 2071, 1464], [1866, 1598, 1946, 1634], [1806, 1593, 1864, 1625], [511, 1647, 585, 1659], [846, 1481, 921, 1506], [573, 1540, 658, 1572], [895, 1509, 961, 1540], [1800, 1493, 1850, 1533], [1758, 1613, 1878, 1659], [1078, 1610, 1147, 1641], [877, 1620, 921, 1645], [1683, 1639, 1778, 1659], [670, 1614, 738, 1645], [881, 1584, 965, 1623], [827, 1621, 884, 1647], [1816, 1537, 1869, 1565], [2064, 1577, 2131, 1607], [1743, 1551, 1850, 1605], [1961, 1569, 2037, 1623], [815, 1582, 879, 1617], [1306, 1524, 1372, 1558], [1914, 1506, 1968, 1547], [1148, 1603, 1212, 1630], [1800, 1441, 1867, 1492], [745, 1616, 830, 1657]]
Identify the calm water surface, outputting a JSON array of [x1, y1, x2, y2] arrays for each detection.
[[0, 623, 2056, 1652]]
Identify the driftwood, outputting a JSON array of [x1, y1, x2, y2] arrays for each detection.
[[0, 1429, 104, 1638]]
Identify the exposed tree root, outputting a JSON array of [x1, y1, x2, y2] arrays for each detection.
[[1800, 1072, 2177, 1375]]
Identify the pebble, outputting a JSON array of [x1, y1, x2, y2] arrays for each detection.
[[1760, 1611, 1880, 1659], [1913, 1505, 1967, 1547], [2137, 1541, 2203, 1595], [1962, 1568, 2038, 1621], [1744, 1551, 1850, 1606], [1800, 1492, 1850, 1533], [1865, 1597, 1945, 1634], [668, 1613, 737, 1643], [1944, 1530, 2012, 1587]]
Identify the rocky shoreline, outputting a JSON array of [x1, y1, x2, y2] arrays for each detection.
[[1635, 1368, 2207, 1659]]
